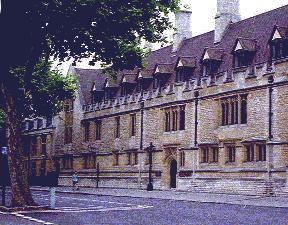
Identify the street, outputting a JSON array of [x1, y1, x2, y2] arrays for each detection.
[[1, 190, 288, 225]]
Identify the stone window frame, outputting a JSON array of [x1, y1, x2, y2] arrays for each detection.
[[200, 147, 209, 163], [226, 145, 236, 163], [175, 67, 193, 83], [220, 94, 247, 127], [233, 51, 254, 69], [41, 135, 47, 156], [62, 155, 73, 170], [256, 144, 267, 162], [40, 159, 46, 176], [243, 142, 267, 163], [115, 116, 121, 139], [163, 104, 186, 133], [83, 153, 96, 169], [179, 105, 186, 131], [83, 121, 90, 142], [95, 120, 102, 140], [270, 39, 288, 60], [113, 151, 120, 166], [171, 108, 178, 131], [133, 152, 138, 165], [201, 60, 220, 78], [244, 144, 255, 162], [126, 151, 138, 166], [179, 151, 185, 167], [200, 145, 219, 164], [211, 147, 219, 163], [31, 136, 37, 156], [130, 114, 137, 137]]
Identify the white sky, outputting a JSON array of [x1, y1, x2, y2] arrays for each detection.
[[56, 0, 288, 72], [191, 0, 288, 36]]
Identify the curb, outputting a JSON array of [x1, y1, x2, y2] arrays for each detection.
[[0, 205, 50, 212], [31, 188, 288, 208]]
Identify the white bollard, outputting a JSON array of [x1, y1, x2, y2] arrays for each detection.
[[50, 187, 56, 208]]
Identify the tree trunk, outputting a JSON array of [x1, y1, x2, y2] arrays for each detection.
[[1, 83, 36, 207]]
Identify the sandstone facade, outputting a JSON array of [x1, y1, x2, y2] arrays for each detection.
[[24, 2, 288, 195]]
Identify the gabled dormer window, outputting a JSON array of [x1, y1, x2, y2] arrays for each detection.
[[153, 64, 173, 89], [104, 88, 116, 100], [232, 38, 256, 69], [120, 74, 136, 96], [175, 57, 196, 82], [135, 70, 153, 93], [103, 78, 118, 100], [176, 69, 189, 82], [233, 51, 254, 68], [201, 48, 223, 77], [153, 76, 165, 89], [91, 83, 103, 104], [269, 26, 288, 60]]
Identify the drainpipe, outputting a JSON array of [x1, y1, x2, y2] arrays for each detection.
[[194, 91, 199, 146], [139, 80, 145, 189], [193, 91, 199, 182], [268, 75, 274, 141], [267, 75, 274, 195]]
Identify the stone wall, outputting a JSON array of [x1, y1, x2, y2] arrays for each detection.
[[55, 60, 288, 195]]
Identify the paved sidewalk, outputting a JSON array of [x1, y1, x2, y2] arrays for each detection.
[[31, 186, 288, 208]]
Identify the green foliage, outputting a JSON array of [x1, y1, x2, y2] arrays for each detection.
[[0, 109, 5, 125], [1, 0, 179, 116], [2, 0, 180, 74], [9, 60, 77, 118]]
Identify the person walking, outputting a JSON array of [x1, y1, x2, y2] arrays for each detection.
[[72, 171, 79, 191]]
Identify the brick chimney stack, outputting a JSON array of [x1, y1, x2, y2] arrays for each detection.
[[214, 0, 241, 44]]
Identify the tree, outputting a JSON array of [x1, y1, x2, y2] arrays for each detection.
[[0, 0, 179, 207], [1, 62, 76, 207]]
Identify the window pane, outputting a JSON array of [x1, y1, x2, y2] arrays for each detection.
[[241, 95, 247, 124]]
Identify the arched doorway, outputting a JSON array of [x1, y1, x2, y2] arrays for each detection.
[[170, 159, 177, 188]]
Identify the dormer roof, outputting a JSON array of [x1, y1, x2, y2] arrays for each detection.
[[136, 69, 154, 80], [154, 63, 174, 75], [121, 73, 137, 84], [232, 38, 256, 53], [269, 25, 288, 42], [175, 56, 197, 69], [201, 48, 224, 62], [104, 77, 119, 88]]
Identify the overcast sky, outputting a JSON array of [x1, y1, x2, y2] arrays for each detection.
[[191, 0, 288, 35]]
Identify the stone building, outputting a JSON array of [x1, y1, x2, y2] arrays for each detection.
[[54, 0, 288, 195], [21, 117, 56, 185]]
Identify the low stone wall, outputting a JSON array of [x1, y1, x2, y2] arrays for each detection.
[[178, 177, 286, 196], [59, 176, 162, 190], [59, 175, 288, 196]]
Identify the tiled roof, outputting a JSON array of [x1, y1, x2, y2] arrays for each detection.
[[121, 73, 138, 84], [73, 4, 288, 105], [233, 38, 257, 52], [74, 68, 107, 104], [176, 56, 197, 68], [202, 47, 224, 61], [277, 26, 288, 39], [136, 69, 154, 80], [154, 63, 174, 75]]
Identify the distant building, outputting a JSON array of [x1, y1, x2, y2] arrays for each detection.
[[52, 1, 288, 195], [21, 117, 56, 185]]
